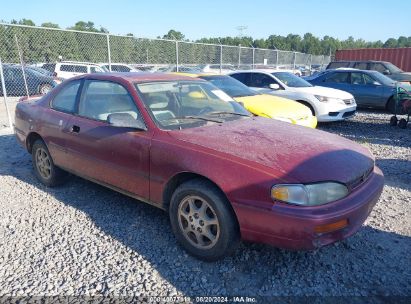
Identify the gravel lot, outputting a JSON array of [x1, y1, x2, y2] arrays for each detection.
[[0, 107, 410, 301]]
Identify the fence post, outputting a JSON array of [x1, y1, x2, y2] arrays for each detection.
[[275, 50, 279, 68], [0, 58, 13, 131], [309, 54, 312, 75], [220, 44, 223, 74], [175, 40, 179, 72], [106, 34, 112, 72], [252, 47, 255, 69], [293, 52, 296, 69], [238, 45, 241, 68], [14, 35, 29, 98]]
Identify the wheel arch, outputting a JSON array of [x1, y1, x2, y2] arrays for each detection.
[[26, 132, 44, 153], [296, 99, 316, 115], [163, 172, 230, 211]]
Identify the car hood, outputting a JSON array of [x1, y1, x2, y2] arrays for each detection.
[[234, 94, 312, 119], [290, 86, 354, 99], [168, 117, 374, 184], [390, 73, 411, 82]]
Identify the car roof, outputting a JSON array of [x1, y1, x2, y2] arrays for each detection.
[[322, 69, 380, 75], [330, 60, 390, 64], [172, 72, 222, 78], [72, 72, 206, 83]]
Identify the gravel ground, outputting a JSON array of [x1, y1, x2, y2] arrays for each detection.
[[0, 109, 410, 302]]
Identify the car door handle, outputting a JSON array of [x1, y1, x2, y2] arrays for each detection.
[[70, 125, 80, 133]]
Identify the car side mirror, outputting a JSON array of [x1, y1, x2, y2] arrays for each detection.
[[107, 113, 147, 131], [269, 83, 280, 90], [383, 69, 390, 75], [372, 81, 381, 86]]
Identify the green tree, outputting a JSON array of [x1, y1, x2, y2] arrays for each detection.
[[41, 22, 59, 28], [162, 29, 185, 40]]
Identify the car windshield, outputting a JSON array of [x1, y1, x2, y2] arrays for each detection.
[[135, 81, 250, 130], [370, 71, 396, 85], [272, 72, 312, 87], [200, 75, 258, 97], [385, 62, 403, 73]]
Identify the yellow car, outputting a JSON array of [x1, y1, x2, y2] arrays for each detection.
[[173, 73, 317, 128]]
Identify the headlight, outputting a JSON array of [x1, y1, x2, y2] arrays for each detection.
[[271, 182, 348, 206], [315, 95, 344, 104]]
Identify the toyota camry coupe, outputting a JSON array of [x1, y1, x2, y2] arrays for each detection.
[[14, 72, 384, 261]]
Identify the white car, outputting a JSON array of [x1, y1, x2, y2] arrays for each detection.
[[42, 61, 108, 79], [99, 63, 140, 72], [229, 69, 356, 122]]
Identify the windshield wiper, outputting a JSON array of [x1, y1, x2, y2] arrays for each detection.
[[167, 115, 224, 123], [206, 111, 251, 117]]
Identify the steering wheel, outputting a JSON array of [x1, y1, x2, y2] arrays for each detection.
[[198, 107, 214, 116]]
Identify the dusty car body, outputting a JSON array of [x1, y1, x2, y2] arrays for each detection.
[[14, 73, 384, 260]]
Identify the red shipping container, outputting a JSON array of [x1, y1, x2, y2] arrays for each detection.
[[335, 48, 411, 72]]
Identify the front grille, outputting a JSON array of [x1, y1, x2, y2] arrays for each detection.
[[346, 165, 373, 191], [343, 110, 356, 118]]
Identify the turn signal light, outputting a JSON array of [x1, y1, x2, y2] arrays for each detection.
[[314, 219, 348, 234]]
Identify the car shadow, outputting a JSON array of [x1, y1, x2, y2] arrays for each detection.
[[0, 133, 410, 298]]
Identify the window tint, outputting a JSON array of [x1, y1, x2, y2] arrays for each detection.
[[60, 65, 75, 72], [351, 73, 378, 85], [363, 73, 377, 85], [325, 72, 350, 83], [5, 68, 23, 80], [249, 73, 276, 88], [370, 63, 387, 73], [351, 73, 364, 85], [353, 62, 368, 70], [75, 66, 87, 73], [52, 80, 81, 112], [112, 65, 131, 72], [79, 80, 140, 122], [327, 62, 350, 69], [42, 63, 56, 72]]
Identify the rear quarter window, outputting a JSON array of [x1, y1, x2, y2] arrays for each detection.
[[52, 80, 81, 113]]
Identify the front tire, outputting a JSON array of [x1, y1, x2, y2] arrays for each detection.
[[169, 179, 240, 261], [32, 139, 68, 187]]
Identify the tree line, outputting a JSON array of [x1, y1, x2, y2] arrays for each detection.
[[0, 19, 409, 65], [6, 19, 411, 55]]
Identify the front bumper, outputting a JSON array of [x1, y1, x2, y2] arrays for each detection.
[[316, 104, 357, 122], [232, 166, 384, 250]]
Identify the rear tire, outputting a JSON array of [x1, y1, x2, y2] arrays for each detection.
[[32, 139, 68, 187], [169, 179, 240, 261]]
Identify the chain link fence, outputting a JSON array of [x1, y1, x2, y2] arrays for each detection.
[[0, 22, 331, 128]]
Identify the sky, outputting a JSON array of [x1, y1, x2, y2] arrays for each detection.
[[0, 0, 410, 42]]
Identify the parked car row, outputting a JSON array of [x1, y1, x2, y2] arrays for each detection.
[[14, 72, 384, 261], [0, 64, 62, 96]]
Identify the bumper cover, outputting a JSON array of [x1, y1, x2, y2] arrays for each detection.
[[233, 166, 384, 250]]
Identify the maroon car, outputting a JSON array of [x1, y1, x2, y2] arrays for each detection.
[[14, 73, 384, 261]]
